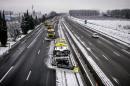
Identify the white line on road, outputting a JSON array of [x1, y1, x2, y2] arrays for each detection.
[[27, 29, 42, 48], [0, 66, 14, 83], [26, 71, 32, 81], [46, 71, 50, 86], [38, 50, 40, 54], [122, 49, 130, 55], [102, 55, 109, 60], [90, 51, 100, 61], [113, 51, 120, 56], [21, 40, 26, 44], [87, 48, 91, 51], [112, 77, 119, 85]]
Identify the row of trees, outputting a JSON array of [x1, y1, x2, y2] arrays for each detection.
[[0, 11, 8, 47], [0, 10, 57, 47], [104, 9, 130, 19], [21, 10, 35, 34], [21, 10, 46, 34]]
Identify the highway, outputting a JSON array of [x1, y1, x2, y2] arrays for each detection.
[[0, 16, 130, 86], [62, 17, 130, 86], [0, 24, 56, 86]]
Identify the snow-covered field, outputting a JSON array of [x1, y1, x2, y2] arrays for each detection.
[[70, 16, 130, 46]]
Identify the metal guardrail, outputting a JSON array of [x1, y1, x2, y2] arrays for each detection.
[[62, 21, 97, 86]]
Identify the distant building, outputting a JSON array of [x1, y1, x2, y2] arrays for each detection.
[[32, 11, 42, 19], [4, 11, 13, 15], [69, 10, 100, 17]]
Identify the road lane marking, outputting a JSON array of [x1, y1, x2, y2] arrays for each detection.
[[0, 66, 14, 83], [27, 29, 42, 48], [122, 49, 130, 54], [21, 40, 26, 44], [113, 51, 120, 56], [102, 55, 109, 60], [87, 48, 91, 51], [91, 51, 100, 61], [112, 77, 119, 85], [38, 50, 40, 54], [100, 37, 114, 46], [26, 71, 31, 81], [46, 71, 50, 86]]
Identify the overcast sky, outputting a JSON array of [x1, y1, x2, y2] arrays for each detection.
[[0, 0, 130, 13]]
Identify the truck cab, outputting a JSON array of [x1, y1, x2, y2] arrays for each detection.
[[53, 38, 70, 56]]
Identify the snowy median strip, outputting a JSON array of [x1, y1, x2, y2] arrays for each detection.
[[63, 20, 114, 86]]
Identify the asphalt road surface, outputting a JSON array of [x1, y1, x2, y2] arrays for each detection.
[[0, 24, 56, 86], [63, 17, 130, 86]]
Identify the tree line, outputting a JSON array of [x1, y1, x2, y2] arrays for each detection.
[[104, 9, 130, 19], [21, 10, 45, 34], [0, 10, 57, 47], [21, 10, 58, 34], [0, 11, 8, 47]]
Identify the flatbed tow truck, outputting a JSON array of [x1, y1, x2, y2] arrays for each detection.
[[51, 38, 74, 70]]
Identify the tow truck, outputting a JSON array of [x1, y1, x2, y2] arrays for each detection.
[[44, 21, 49, 26], [45, 25, 56, 41], [52, 38, 73, 69]]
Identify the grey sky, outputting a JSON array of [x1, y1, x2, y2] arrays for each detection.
[[0, 0, 130, 13]]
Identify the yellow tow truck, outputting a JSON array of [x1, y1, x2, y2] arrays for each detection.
[[45, 24, 56, 40], [53, 38, 70, 56], [52, 38, 74, 69], [47, 29, 55, 38]]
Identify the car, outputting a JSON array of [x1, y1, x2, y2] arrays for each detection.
[[92, 33, 99, 38]]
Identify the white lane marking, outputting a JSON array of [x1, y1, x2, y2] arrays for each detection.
[[38, 50, 40, 55], [90, 51, 100, 61], [27, 29, 42, 48], [113, 51, 120, 56], [0, 66, 14, 83], [88, 41, 92, 45], [102, 55, 109, 60], [26, 71, 32, 81], [87, 48, 91, 51], [21, 40, 26, 44], [46, 71, 50, 86], [112, 77, 119, 85], [122, 49, 130, 54], [100, 37, 114, 46], [81, 36, 84, 38]]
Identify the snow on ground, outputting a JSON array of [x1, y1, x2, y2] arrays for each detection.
[[70, 16, 130, 46], [0, 35, 25, 56], [0, 29, 33, 56], [0, 30, 33, 56]]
